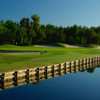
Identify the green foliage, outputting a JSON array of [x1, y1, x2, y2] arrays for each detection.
[[18, 17, 33, 45], [31, 15, 40, 32], [0, 20, 17, 44], [0, 14, 100, 46]]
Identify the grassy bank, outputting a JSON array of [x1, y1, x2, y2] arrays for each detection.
[[0, 44, 100, 72]]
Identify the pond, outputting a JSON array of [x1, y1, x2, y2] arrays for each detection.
[[0, 67, 100, 100]]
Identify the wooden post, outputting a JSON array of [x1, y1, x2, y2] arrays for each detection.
[[1, 56, 100, 90], [58, 64, 61, 75], [88, 58, 91, 68], [97, 56, 98, 65], [80, 59, 83, 71], [0, 73, 5, 89], [99, 56, 100, 64], [69, 62, 72, 73], [84, 58, 86, 65], [97, 56, 99, 65], [98, 56, 99, 65], [13, 71, 18, 86], [35, 68, 39, 83], [64, 62, 67, 74], [81, 59, 84, 70], [93, 57, 95, 66], [88, 58, 91, 65], [93, 57, 95, 65], [95, 57, 97, 65], [73, 61, 76, 72], [93, 57, 96, 66], [90, 58, 93, 68], [78, 60, 80, 71], [92, 57, 94, 64], [85, 58, 87, 65], [99, 57, 100, 64], [26, 69, 29, 84], [91, 58, 93, 64], [95, 57, 96, 65], [84, 59, 86, 70], [96, 56, 98, 65], [44, 66, 48, 79], [95, 56, 97, 67], [51, 65, 54, 77], [75, 60, 78, 72], [81, 59, 84, 66], [86, 58, 88, 69]]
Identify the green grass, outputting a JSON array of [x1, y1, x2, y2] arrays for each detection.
[[0, 44, 100, 72]]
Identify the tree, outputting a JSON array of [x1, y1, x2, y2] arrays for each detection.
[[19, 17, 32, 45], [31, 15, 40, 33], [1, 14, 100, 46], [0, 21, 7, 44], [31, 14, 41, 43], [3, 20, 17, 44], [39, 25, 46, 43]]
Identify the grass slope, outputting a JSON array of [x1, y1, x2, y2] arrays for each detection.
[[0, 44, 100, 72]]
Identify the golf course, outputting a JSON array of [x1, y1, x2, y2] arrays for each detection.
[[0, 44, 100, 72]]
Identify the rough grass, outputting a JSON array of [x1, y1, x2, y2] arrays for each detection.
[[0, 44, 100, 72]]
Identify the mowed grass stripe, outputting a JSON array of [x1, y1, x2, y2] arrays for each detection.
[[0, 45, 100, 72]]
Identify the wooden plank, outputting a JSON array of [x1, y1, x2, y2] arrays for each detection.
[[0, 56, 100, 89]]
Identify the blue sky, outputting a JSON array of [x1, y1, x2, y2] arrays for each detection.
[[0, 0, 100, 27]]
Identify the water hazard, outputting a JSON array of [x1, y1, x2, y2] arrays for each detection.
[[0, 66, 100, 100]]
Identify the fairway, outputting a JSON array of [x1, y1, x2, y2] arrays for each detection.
[[0, 45, 100, 72]]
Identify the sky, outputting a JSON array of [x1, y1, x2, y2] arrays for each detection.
[[0, 0, 100, 27]]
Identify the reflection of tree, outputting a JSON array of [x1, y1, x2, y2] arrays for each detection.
[[96, 66, 100, 69], [80, 69, 85, 72], [87, 68, 96, 73]]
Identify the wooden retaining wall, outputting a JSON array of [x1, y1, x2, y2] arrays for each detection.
[[0, 56, 100, 89]]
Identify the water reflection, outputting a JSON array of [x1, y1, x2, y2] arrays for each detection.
[[0, 67, 100, 100], [87, 68, 96, 73], [0, 65, 99, 90]]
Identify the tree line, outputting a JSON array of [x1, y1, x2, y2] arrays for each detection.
[[0, 14, 100, 46]]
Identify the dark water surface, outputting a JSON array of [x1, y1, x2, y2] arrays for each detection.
[[0, 67, 100, 100]]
